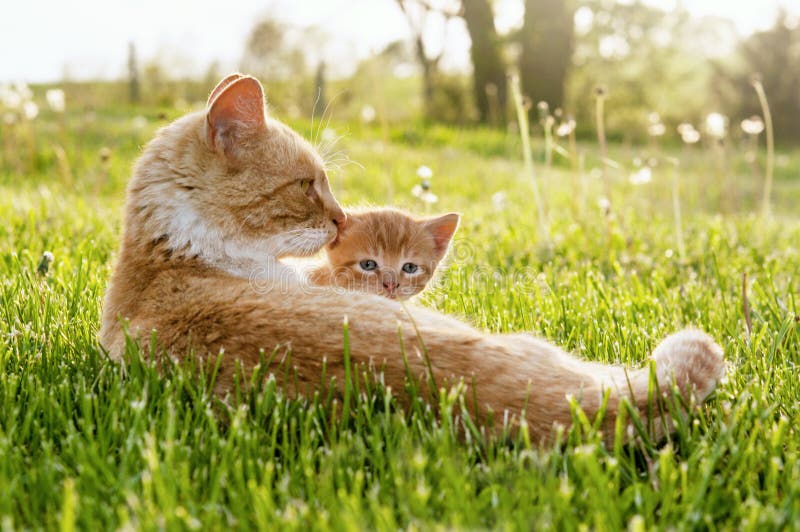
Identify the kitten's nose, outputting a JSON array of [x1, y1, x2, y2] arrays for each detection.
[[383, 280, 397, 293]]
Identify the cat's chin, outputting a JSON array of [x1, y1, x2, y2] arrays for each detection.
[[273, 228, 336, 258]]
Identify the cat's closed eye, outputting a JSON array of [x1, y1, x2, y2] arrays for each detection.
[[299, 179, 313, 194], [359, 259, 378, 271]]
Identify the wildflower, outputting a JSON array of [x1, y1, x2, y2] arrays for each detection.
[[648, 123, 666, 137], [740, 116, 764, 136], [14, 82, 32, 101], [556, 116, 576, 137], [37, 251, 54, 275], [0, 85, 22, 109], [629, 167, 652, 185], [45, 89, 65, 113], [677, 123, 701, 144], [412, 184, 438, 205], [99, 147, 112, 164], [23, 101, 38, 120], [320, 127, 336, 143], [537, 101, 550, 122], [647, 112, 665, 137], [360, 105, 376, 124], [597, 196, 611, 214], [492, 191, 507, 211], [705, 112, 728, 139], [132, 115, 148, 129], [416, 165, 433, 180]]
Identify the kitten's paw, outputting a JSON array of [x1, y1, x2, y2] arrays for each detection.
[[652, 329, 725, 401]]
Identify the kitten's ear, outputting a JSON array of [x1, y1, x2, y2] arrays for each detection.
[[423, 212, 460, 260], [205, 75, 267, 155]]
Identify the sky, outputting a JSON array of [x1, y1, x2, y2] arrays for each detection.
[[1, 0, 797, 83]]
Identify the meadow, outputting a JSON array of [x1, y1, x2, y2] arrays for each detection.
[[1, 94, 799, 530]]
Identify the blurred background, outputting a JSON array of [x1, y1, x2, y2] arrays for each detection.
[[2, 0, 799, 142]]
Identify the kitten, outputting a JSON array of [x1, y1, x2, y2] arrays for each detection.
[[100, 73, 724, 443], [308, 209, 459, 299]]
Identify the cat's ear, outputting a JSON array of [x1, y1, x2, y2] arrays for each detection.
[[423, 213, 460, 260], [207, 73, 244, 106], [205, 75, 267, 155]]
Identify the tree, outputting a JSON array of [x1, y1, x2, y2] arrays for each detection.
[[461, 0, 507, 125], [242, 18, 306, 81], [128, 42, 140, 104], [519, 0, 575, 115], [395, 0, 460, 121], [568, 1, 721, 140], [717, 11, 800, 142]]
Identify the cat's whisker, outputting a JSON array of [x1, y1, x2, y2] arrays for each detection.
[[310, 87, 323, 147]]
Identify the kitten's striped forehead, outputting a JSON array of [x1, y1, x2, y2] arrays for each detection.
[[346, 209, 430, 256]]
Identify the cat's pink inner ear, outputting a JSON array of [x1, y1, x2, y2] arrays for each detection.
[[206, 76, 267, 152], [207, 73, 244, 106], [424, 213, 460, 258]]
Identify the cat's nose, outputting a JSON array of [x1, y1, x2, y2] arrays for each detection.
[[332, 209, 346, 229]]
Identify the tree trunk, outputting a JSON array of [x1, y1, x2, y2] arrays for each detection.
[[462, 0, 507, 126], [519, 0, 574, 117], [414, 34, 438, 121]]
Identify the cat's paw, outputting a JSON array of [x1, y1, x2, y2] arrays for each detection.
[[651, 329, 725, 401]]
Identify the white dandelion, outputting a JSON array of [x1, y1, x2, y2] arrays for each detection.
[[629, 167, 652, 185], [0, 85, 22, 110], [46, 89, 65, 113], [132, 115, 148, 129], [492, 191, 507, 210], [412, 184, 438, 205], [555, 117, 576, 137], [321, 127, 337, 143], [740, 116, 765, 136], [705, 112, 728, 139], [677, 123, 701, 144], [360, 105, 376, 124], [23, 101, 39, 120]]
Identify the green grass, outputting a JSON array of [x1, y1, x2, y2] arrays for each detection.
[[1, 103, 799, 530]]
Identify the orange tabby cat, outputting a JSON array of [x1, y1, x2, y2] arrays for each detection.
[[307, 208, 459, 299], [100, 74, 725, 442]]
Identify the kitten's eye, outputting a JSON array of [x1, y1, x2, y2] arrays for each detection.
[[359, 259, 378, 271], [299, 179, 313, 195], [402, 262, 419, 274]]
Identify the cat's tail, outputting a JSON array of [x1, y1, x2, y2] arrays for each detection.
[[596, 329, 724, 442], [493, 329, 724, 441], [648, 328, 725, 402]]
